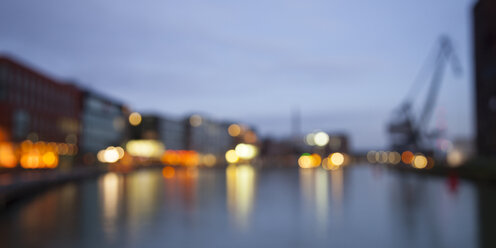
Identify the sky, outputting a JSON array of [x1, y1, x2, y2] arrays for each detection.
[[0, 0, 476, 150]]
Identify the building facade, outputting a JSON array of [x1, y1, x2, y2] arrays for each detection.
[[0, 56, 82, 144], [80, 90, 127, 155], [474, 0, 496, 156]]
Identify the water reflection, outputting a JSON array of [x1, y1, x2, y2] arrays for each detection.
[[99, 173, 121, 242], [226, 164, 256, 231], [299, 168, 344, 234], [0, 166, 495, 248]]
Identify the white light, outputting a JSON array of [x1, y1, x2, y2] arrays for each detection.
[[104, 148, 120, 163], [313, 132, 329, 147], [235, 143, 258, 160]]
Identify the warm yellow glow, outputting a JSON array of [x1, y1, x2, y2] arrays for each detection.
[[235, 143, 258, 160], [42, 152, 58, 168], [225, 149, 239, 163], [129, 112, 142, 126], [115, 147, 125, 159], [203, 154, 217, 167], [388, 151, 401, 164], [104, 148, 120, 163], [298, 153, 321, 168], [162, 166, 175, 178], [189, 114, 202, 127], [313, 132, 329, 147], [228, 124, 241, 137], [367, 151, 376, 163], [226, 164, 256, 230], [447, 149, 463, 167], [126, 140, 165, 158], [412, 154, 428, 169], [330, 152, 344, 166]]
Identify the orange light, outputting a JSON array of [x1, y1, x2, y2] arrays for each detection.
[[0, 142, 17, 168], [228, 124, 241, 137], [401, 151, 414, 164], [162, 166, 175, 178]]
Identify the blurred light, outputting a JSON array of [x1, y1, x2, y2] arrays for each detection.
[[330, 152, 344, 166], [367, 151, 376, 163], [401, 151, 414, 164], [162, 166, 175, 178], [115, 147, 125, 159], [104, 148, 120, 163], [228, 124, 241, 137], [298, 153, 320, 169], [314, 132, 329, 147], [226, 149, 239, 164], [244, 131, 258, 144], [447, 149, 464, 167], [203, 154, 217, 167], [126, 140, 165, 158], [0, 142, 17, 168], [235, 143, 258, 160], [305, 133, 316, 146], [129, 112, 142, 126], [412, 154, 428, 169], [97, 150, 106, 163], [298, 154, 314, 169], [189, 115, 202, 127], [42, 152, 58, 168], [388, 151, 401, 165]]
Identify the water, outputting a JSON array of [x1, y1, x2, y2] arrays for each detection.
[[0, 164, 495, 248]]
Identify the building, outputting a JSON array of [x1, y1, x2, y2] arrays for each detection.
[[0, 55, 82, 144], [79, 90, 127, 155], [185, 114, 235, 156], [132, 114, 186, 150], [474, 0, 496, 156]]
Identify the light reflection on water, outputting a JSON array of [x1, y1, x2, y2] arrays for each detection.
[[0, 165, 494, 248]]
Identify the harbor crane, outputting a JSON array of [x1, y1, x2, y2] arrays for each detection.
[[388, 36, 462, 152]]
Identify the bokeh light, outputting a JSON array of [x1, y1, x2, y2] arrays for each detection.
[[129, 112, 142, 126]]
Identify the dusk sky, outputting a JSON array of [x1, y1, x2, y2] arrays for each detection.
[[0, 0, 475, 150]]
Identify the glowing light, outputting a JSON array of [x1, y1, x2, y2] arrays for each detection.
[[367, 151, 376, 163], [115, 146, 125, 159], [412, 154, 428, 169], [330, 153, 344, 166], [129, 112, 142, 126], [228, 124, 241, 137], [388, 151, 401, 164], [203, 154, 217, 167], [235, 143, 258, 160], [305, 133, 316, 146], [298, 153, 320, 169], [126, 140, 165, 158], [244, 131, 258, 143], [189, 115, 202, 127], [42, 152, 58, 168], [104, 148, 120, 163], [401, 151, 414, 164], [226, 149, 239, 163], [0, 142, 17, 168], [447, 149, 463, 167], [314, 132, 329, 147], [162, 166, 175, 178]]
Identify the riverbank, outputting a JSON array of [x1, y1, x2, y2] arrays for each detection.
[[0, 167, 104, 208], [392, 158, 496, 184]]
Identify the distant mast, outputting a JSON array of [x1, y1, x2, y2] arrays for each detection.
[[291, 106, 301, 140]]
